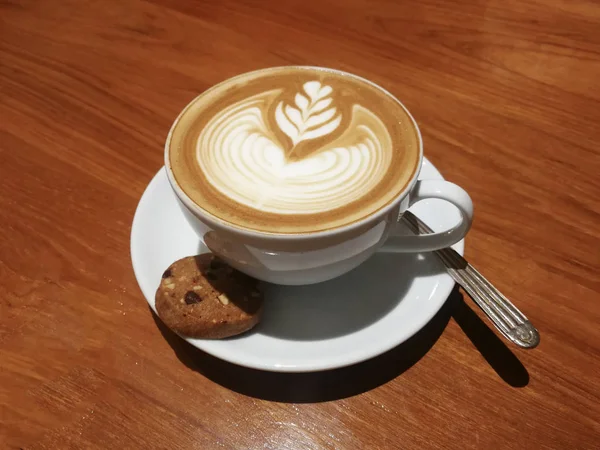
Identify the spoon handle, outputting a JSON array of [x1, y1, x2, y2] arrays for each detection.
[[402, 211, 540, 349]]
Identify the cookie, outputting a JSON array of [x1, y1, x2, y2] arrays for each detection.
[[155, 254, 263, 339]]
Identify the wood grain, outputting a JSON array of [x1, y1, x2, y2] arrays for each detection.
[[1, 0, 599, 448]]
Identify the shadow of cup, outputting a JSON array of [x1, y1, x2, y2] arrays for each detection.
[[258, 252, 444, 340]]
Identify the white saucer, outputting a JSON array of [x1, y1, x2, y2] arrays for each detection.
[[131, 157, 464, 372]]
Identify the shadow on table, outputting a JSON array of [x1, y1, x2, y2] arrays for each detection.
[[451, 292, 530, 387], [152, 287, 529, 402]]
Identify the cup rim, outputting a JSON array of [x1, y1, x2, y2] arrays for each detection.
[[164, 65, 424, 241]]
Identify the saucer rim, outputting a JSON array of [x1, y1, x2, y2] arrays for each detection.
[[131, 158, 463, 372]]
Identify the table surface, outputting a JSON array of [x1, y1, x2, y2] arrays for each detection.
[[2, 0, 600, 448]]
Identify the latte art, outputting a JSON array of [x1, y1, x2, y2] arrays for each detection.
[[168, 67, 420, 234], [196, 82, 392, 215], [275, 81, 342, 148]]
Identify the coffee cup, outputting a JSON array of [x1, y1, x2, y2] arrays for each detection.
[[165, 66, 473, 285]]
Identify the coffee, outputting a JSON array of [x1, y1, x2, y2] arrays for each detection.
[[167, 67, 420, 234]]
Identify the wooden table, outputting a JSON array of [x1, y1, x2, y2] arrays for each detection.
[[2, 0, 599, 448]]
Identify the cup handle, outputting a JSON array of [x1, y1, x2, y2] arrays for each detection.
[[379, 180, 474, 253]]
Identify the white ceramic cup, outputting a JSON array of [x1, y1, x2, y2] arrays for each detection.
[[165, 68, 473, 285]]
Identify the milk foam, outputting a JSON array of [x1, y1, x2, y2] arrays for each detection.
[[196, 81, 392, 215]]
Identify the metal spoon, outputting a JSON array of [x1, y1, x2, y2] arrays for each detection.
[[402, 211, 540, 349]]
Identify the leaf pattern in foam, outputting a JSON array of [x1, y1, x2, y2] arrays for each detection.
[[275, 81, 342, 146]]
